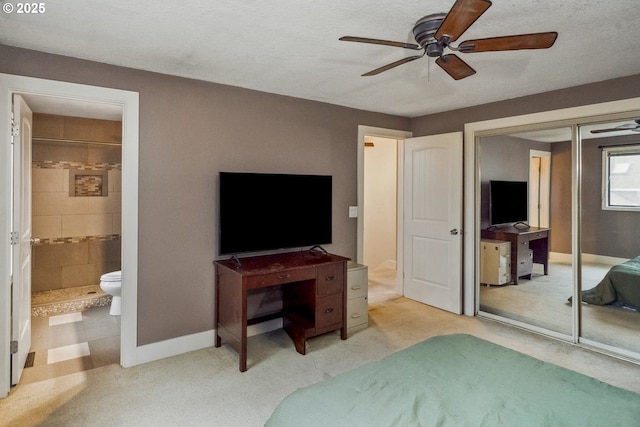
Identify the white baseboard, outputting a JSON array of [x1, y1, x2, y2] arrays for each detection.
[[549, 252, 628, 267], [131, 329, 216, 366], [127, 319, 283, 367]]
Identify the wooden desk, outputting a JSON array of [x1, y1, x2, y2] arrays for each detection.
[[481, 226, 550, 284], [214, 250, 349, 372]]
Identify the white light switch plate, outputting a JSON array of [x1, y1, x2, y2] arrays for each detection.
[[349, 206, 358, 218]]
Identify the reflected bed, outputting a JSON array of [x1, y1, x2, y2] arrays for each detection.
[[580, 256, 640, 308]]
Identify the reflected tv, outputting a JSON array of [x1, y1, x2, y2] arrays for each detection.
[[489, 180, 528, 226]]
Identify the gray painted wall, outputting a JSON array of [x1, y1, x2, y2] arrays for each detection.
[[0, 44, 409, 345], [2, 43, 639, 345], [552, 134, 640, 259], [411, 75, 640, 261], [478, 135, 551, 230], [410, 74, 640, 136]]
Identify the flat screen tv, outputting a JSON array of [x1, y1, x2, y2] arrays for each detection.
[[489, 180, 528, 226], [218, 172, 332, 255]]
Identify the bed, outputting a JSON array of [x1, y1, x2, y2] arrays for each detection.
[[265, 334, 640, 427], [579, 256, 640, 307]]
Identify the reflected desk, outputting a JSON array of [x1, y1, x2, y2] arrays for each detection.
[[481, 226, 550, 284]]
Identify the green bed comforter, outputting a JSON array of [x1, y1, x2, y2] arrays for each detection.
[[265, 334, 640, 427], [580, 256, 640, 307]]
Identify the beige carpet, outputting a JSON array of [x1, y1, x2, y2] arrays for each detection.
[[2, 270, 640, 427], [480, 261, 640, 354]]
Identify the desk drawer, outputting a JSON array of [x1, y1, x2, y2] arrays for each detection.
[[347, 297, 368, 329], [316, 293, 343, 328], [317, 264, 345, 296], [347, 282, 367, 299], [246, 268, 315, 288], [529, 230, 548, 240]]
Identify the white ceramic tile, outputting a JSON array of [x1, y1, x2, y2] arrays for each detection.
[[105, 192, 121, 214], [49, 312, 83, 326], [62, 169, 70, 193], [32, 168, 64, 192], [32, 192, 66, 215], [112, 213, 122, 235], [62, 213, 113, 236], [32, 215, 62, 238], [47, 342, 90, 364], [109, 170, 122, 192]]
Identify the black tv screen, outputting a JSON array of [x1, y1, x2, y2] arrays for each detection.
[[489, 180, 528, 226], [219, 172, 332, 255]]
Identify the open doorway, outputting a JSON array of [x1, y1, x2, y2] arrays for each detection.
[[529, 150, 551, 228], [0, 74, 139, 398], [356, 125, 411, 306], [23, 96, 123, 385], [363, 136, 399, 305]]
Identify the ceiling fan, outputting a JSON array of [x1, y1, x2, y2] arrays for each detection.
[[590, 119, 640, 134], [339, 0, 558, 80]]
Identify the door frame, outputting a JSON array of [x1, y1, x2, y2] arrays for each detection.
[[357, 126, 412, 293], [463, 97, 640, 317], [0, 74, 139, 397], [529, 150, 551, 228]]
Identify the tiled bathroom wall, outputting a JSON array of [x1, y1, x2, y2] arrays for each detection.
[[31, 114, 122, 292]]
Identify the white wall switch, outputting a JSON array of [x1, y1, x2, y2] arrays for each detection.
[[349, 206, 358, 218]]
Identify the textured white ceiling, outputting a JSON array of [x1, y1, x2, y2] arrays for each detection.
[[2, 0, 639, 118]]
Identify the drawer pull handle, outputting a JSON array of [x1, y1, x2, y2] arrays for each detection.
[[278, 274, 290, 279], [351, 285, 361, 290], [325, 308, 334, 314], [325, 275, 336, 281], [351, 313, 361, 318]]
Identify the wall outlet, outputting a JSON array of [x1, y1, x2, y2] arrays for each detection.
[[349, 206, 358, 218]]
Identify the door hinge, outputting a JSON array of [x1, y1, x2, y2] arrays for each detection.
[[10, 340, 18, 354], [11, 116, 19, 138], [10, 231, 18, 245]]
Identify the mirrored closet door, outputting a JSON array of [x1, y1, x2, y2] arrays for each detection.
[[578, 119, 640, 357], [478, 127, 574, 338], [477, 116, 640, 362]]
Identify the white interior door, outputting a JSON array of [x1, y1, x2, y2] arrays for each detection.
[[11, 95, 32, 385], [403, 132, 463, 314]]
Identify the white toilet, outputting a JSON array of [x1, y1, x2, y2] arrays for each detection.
[[100, 270, 122, 316]]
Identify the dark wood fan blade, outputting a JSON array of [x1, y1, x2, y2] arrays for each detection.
[[590, 128, 625, 134], [339, 36, 421, 50], [458, 32, 558, 52], [591, 123, 640, 134], [435, 54, 476, 80], [435, 0, 492, 43], [362, 55, 423, 76]]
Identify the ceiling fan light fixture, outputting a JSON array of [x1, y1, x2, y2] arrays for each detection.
[[339, 0, 557, 80]]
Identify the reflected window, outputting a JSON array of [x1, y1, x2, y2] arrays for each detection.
[[602, 145, 640, 210]]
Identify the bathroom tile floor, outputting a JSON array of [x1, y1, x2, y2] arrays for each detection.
[[19, 305, 120, 385]]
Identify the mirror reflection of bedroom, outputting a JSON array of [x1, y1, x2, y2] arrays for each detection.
[[478, 118, 640, 357]]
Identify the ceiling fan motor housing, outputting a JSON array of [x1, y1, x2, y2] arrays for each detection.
[[413, 13, 446, 56]]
